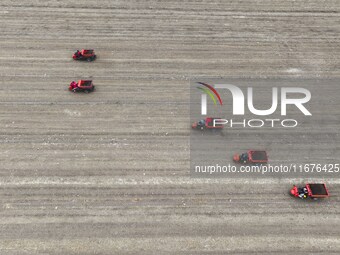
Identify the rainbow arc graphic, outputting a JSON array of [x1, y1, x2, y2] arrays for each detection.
[[196, 82, 223, 105], [196, 82, 223, 115]]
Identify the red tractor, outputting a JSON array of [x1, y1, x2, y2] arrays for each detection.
[[290, 183, 329, 200], [73, 49, 96, 62], [69, 80, 95, 93], [233, 150, 268, 164], [192, 117, 223, 131]]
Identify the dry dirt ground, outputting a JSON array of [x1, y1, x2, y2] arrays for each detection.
[[0, 0, 339, 254]]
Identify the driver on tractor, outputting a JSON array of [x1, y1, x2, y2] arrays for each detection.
[[298, 187, 308, 199], [197, 119, 205, 128], [74, 50, 81, 58], [240, 153, 248, 163]]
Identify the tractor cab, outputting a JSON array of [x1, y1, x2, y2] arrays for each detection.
[[233, 150, 268, 164], [73, 49, 96, 61], [192, 117, 223, 131], [69, 80, 95, 93], [291, 183, 329, 200]]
